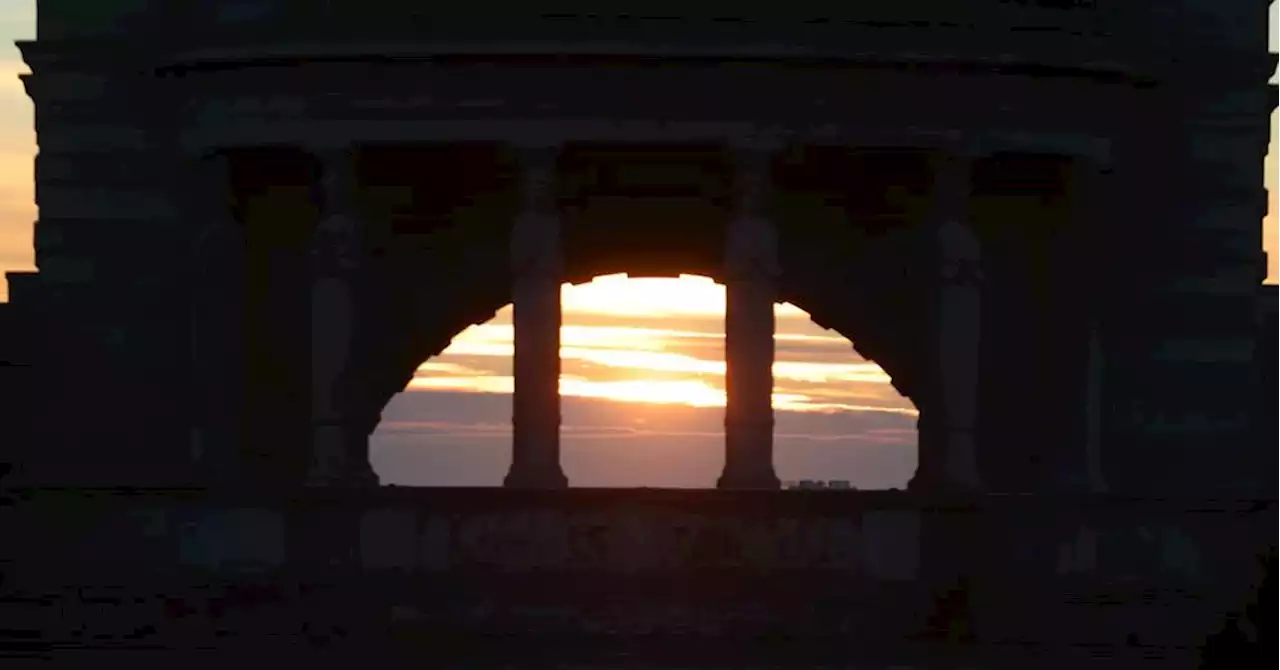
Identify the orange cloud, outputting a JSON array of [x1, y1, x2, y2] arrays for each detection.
[[410, 280, 914, 416]]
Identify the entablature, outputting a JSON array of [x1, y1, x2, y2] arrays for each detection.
[[175, 119, 1112, 167], [24, 2, 1231, 85]]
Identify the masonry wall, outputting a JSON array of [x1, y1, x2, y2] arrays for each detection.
[[17, 42, 196, 486], [13, 1, 1277, 494], [1099, 0, 1276, 498]]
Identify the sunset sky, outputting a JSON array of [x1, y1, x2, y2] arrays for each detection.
[[0, 5, 1275, 488]]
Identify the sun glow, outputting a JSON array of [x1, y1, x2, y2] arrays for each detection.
[[408, 275, 918, 417], [561, 273, 805, 318]]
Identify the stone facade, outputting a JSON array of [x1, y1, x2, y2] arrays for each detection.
[[0, 1, 1276, 665]]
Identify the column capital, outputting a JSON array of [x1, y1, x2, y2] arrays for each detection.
[[310, 146, 363, 279], [937, 223, 983, 288], [514, 143, 560, 212], [312, 145, 359, 200], [511, 144, 563, 279], [191, 151, 240, 271], [304, 142, 359, 158], [191, 149, 232, 204], [196, 147, 231, 169], [728, 132, 784, 154], [928, 148, 974, 219], [1067, 156, 1112, 302], [1069, 153, 1113, 174], [929, 150, 978, 289], [729, 140, 780, 194], [510, 140, 563, 156], [727, 138, 779, 281], [933, 136, 986, 159], [929, 150, 976, 184]]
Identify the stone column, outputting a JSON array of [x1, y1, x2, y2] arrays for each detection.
[[190, 151, 244, 485], [719, 145, 781, 490], [306, 147, 377, 487], [1081, 319, 1106, 492], [1058, 159, 1109, 493], [929, 152, 982, 491], [504, 145, 568, 489]]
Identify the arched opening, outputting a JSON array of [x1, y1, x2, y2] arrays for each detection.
[[343, 143, 943, 490], [369, 273, 919, 489], [218, 142, 949, 489]]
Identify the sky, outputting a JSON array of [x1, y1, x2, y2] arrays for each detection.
[[0, 4, 1275, 488]]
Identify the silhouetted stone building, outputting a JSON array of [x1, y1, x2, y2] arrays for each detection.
[[0, 1, 1275, 665], [3, 2, 1276, 498]]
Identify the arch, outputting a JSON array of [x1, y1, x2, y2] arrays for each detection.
[[371, 274, 920, 488], [354, 239, 935, 434], [223, 142, 964, 489], [346, 147, 944, 476]]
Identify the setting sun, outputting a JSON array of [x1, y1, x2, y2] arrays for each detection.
[[407, 274, 918, 417]]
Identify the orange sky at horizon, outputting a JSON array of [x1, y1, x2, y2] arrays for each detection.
[[414, 274, 917, 416]]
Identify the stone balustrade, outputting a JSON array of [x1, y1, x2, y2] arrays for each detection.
[[0, 488, 1270, 664], [3, 488, 1267, 585]]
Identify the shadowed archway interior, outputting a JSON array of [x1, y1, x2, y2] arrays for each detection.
[[224, 142, 1074, 490]]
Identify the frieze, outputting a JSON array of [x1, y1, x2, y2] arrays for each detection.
[[1184, 133, 1268, 166], [35, 151, 166, 189], [1172, 228, 1259, 265], [34, 185, 178, 222], [1152, 340, 1259, 366], [177, 63, 1110, 138], [1162, 272, 1261, 300], [1177, 86, 1277, 121], [35, 124, 152, 154], [1123, 406, 1251, 436], [361, 509, 904, 575], [162, 4, 1124, 45]]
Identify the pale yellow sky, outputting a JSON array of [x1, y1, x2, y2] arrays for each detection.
[[0, 4, 32, 284]]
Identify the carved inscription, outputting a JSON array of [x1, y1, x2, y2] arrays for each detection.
[[367, 510, 872, 572]]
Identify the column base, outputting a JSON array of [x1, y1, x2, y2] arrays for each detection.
[[906, 474, 979, 495], [942, 431, 981, 490], [305, 424, 379, 488], [906, 463, 983, 494], [911, 417, 982, 493], [721, 415, 778, 490], [1050, 471, 1108, 495], [716, 468, 781, 491], [503, 466, 569, 489], [190, 427, 245, 489]]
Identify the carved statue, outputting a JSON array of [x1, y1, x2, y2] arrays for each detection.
[[189, 157, 244, 479], [510, 149, 564, 279], [509, 212, 563, 279], [310, 211, 363, 278], [306, 151, 370, 486], [936, 218, 983, 287], [191, 154, 242, 281], [726, 213, 781, 281], [309, 150, 364, 278], [934, 216, 983, 490], [726, 149, 781, 282]]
